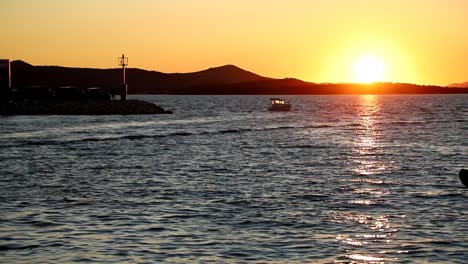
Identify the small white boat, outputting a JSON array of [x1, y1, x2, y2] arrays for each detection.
[[269, 98, 291, 111]]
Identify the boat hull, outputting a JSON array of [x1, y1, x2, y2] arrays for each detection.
[[269, 104, 291, 111]]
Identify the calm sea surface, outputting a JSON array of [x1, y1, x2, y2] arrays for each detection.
[[0, 95, 467, 263]]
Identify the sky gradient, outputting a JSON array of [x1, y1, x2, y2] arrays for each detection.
[[1, 0, 467, 85]]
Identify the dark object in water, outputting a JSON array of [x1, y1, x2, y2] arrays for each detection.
[[460, 169, 468, 187], [0, 99, 172, 115]]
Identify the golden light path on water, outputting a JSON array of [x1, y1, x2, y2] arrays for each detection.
[[333, 95, 402, 263], [353, 95, 390, 176]]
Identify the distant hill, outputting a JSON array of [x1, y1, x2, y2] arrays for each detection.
[[184, 81, 468, 95], [10, 61, 270, 94], [447, 82, 468, 88], [12, 60, 122, 91], [10, 61, 468, 94]]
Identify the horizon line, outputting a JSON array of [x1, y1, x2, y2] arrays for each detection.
[[7, 59, 465, 87]]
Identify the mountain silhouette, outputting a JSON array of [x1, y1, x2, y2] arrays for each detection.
[[10, 61, 269, 94], [447, 82, 468, 88], [10, 61, 468, 94]]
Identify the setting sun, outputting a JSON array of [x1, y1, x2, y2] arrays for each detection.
[[353, 55, 386, 83]]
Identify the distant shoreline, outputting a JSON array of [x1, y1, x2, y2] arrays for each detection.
[[127, 90, 468, 95], [10, 60, 468, 95]]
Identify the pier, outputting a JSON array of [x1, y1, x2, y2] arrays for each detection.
[[0, 57, 172, 115]]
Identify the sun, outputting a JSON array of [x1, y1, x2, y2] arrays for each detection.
[[353, 55, 386, 83]]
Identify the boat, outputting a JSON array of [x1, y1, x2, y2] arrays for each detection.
[[269, 98, 291, 111]]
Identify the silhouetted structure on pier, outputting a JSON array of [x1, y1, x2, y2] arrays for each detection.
[[118, 54, 128, 100], [0, 59, 11, 102]]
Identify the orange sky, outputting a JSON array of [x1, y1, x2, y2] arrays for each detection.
[[1, 0, 467, 85]]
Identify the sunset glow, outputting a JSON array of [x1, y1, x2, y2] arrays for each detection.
[[1, 0, 468, 85], [353, 55, 386, 83]]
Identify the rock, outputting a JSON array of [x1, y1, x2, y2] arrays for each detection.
[[460, 169, 468, 187], [0, 99, 172, 115]]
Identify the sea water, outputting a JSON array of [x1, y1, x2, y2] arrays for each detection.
[[0, 95, 467, 263]]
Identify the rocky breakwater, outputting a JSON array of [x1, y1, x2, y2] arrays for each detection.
[[0, 100, 172, 115]]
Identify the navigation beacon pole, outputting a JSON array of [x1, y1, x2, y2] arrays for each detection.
[[118, 54, 128, 101]]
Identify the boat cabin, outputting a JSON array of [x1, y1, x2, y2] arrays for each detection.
[[270, 98, 287, 105], [269, 98, 291, 111]]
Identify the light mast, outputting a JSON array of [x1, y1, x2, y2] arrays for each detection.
[[118, 54, 128, 100]]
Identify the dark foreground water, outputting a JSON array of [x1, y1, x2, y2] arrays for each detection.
[[0, 95, 467, 263]]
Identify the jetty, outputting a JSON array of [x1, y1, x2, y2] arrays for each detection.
[[0, 99, 171, 115], [0, 56, 172, 115]]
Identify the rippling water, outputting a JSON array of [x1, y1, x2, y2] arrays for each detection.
[[1, 95, 467, 263]]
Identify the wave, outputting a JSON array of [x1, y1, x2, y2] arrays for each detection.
[[5, 124, 334, 146], [282, 144, 331, 149], [376, 120, 455, 126], [0, 244, 41, 251]]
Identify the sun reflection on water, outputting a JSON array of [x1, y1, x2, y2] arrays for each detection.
[[347, 253, 390, 263], [330, 95, 403, 263], [351, 95, 393, 176]]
